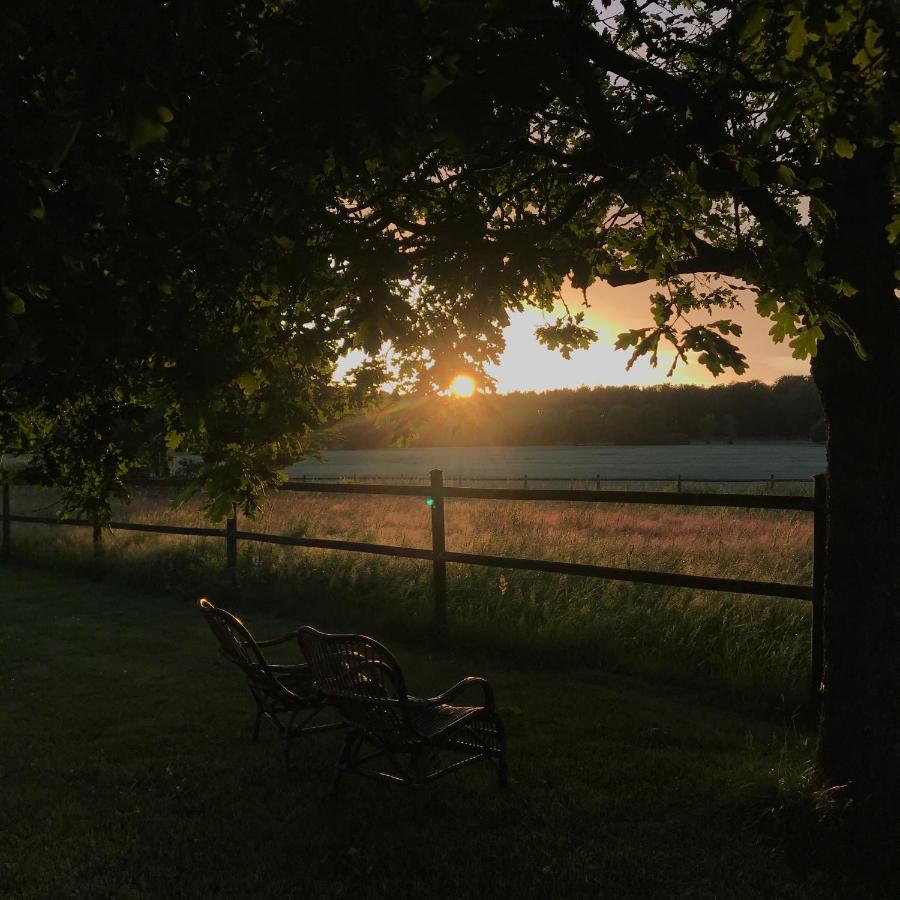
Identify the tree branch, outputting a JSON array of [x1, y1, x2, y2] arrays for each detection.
[[534, 3, 812, 250], [603, 242, 750, 286]]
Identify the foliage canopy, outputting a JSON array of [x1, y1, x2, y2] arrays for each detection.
[[1, 0, 897, 518]]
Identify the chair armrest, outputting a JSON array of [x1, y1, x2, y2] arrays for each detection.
[[254, 631, 298, 648], [264, 663, 309, 674], [427, 677, 495, 711]]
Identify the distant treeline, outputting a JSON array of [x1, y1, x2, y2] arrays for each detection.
[[317, 376, 826, 449]]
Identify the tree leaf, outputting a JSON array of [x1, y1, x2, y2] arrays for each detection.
[[129, 115, 168, 153], [777, 164, 796, 185], [886, 215, 900, 245], [789, 325, 824, 359], [825, 9, 853, 35], [5, 291, 25, 315], [785, 13, 809, 61], [834, 138, 856, 159], [235, 371, 261, 395], [423, 66, 453, 100], [755, 294, 778, 317], [739, 6, 767, 45]]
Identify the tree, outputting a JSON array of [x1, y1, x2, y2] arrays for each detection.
[[2, 0, 897, 812], [809, 418, 827, 443], [699, 412, 718, 444], [342, 0, 898, 811], [0, 1, 430, 517]]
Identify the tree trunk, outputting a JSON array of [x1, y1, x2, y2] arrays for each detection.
[[813, 340, 900, 807], [810, 149, 900, 810]]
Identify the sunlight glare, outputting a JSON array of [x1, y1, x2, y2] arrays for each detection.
[[449, 374, 476, 398]]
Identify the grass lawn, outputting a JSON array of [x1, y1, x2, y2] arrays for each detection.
[[6, 484, 816, 708], [0, 564, 894, 899]]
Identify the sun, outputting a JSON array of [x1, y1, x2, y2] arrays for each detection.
[[448, 374, 476, 398]]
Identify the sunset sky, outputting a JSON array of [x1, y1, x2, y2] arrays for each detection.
[[486, 281, 810, 393], [338, 280, 809, 394]]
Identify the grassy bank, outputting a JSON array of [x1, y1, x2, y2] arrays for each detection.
[[3, 566, 894, 899], [5, 484, 814, 710]]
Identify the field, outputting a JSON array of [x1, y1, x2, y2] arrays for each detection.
[[2, 566, 896, 899], [282, 440, 826, 481], [6, 482, 815, 709]]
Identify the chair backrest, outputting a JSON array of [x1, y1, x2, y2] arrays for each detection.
[[298, 627, 410, 738], [198, 598, 268, 677]]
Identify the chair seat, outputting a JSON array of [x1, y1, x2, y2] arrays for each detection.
[[355, 701, 488, 749], [407, 701, 484, 740], [409, 701, 504, 756], [271, 667, 317, 699], [443, 716, 505, 756]]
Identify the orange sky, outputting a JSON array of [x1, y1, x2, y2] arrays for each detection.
[[486, 281, 809, 393], [336, 280, 809, 393]]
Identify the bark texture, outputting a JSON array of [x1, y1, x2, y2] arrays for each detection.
[[811, 149, 900, 808]]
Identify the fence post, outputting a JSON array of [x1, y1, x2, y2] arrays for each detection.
[[811, 473, 827, 715], [770, 473, 775, 491], [596, 473, 601, 490], [523, 474, 528, 490], [1, 473, 10, 560], [677, 474, 682, 493], [225, 504, 238, 588], [429, 469, 448, 635], [91, 509, 103, 566]]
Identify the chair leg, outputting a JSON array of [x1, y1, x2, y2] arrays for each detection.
[[331, 730, 358, 795], [495, 717, 509, 789], [497, 754, 509, 789], [283, 710, 300, 771], [412, 747, 428, 789]]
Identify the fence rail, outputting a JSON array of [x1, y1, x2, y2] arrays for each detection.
[[442, 485, 815, 510], [281, 473, 811, 483], [0, 469, 827, 705], [279, 472, 812, 494]]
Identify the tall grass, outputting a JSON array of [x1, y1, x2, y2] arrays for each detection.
[[6, 483, 814, 710]]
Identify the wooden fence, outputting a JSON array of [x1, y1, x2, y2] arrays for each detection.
[[0, 469, 827, 705], [285, 472, 810, 491]]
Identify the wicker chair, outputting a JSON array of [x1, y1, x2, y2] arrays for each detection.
[[199, 599, 341, 767], [297, 626, 508, 790]]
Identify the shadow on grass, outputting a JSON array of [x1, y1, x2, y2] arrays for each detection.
[[4, 529, 812, 721], [1, 563, 895, 899]]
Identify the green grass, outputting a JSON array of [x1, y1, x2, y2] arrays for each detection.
[[1, 564, 895, 899], [6, 485, 814, 712]]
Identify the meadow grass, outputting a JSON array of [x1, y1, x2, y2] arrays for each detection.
[[3, 565, 896, 899], [6, 483, 814, 712]]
